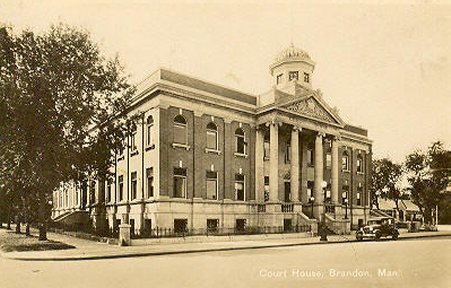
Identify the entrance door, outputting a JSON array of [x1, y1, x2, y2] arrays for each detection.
[[284, 182, 291, 202], [283, 219, 292, 232]]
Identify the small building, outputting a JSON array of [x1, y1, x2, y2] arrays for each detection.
[[376, 198, 423, 222], [52, 45, 373, 235]]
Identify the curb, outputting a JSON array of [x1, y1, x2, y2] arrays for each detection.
[[3, 233, 450, 262]]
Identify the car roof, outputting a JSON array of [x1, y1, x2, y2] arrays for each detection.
[[368, 217, 393, 220]]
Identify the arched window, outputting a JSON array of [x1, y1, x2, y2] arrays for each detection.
[[342, 151, 349, 171], [356, 155, 364, 173], [173, 115, 187, 144], [206, 122, 218, 150], [235, 128, 246, 154], [146, 116, 154, 147]]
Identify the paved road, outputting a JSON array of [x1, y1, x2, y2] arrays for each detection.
[[1, 237, 449, 288]]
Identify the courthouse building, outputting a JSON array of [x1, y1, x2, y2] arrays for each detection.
[[52, 45, 372, 235]]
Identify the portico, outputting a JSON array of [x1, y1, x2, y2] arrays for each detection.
[[254, 117, 341, 220]]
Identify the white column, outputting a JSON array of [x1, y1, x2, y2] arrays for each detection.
[[56, 190, 61, 209], [77, 184, 82, 209], [269, 122, 279, 202], [290, 127, 300, 202], [314, 132, 324, 204], [255, 127, 264, 202], [331, 136, 340, 205]]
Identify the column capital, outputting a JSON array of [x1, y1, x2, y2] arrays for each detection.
[[292, 125, 302, 132], [265, 120, 282, 127], [332, 135, 341, 142], [316, 131, 326, 138]]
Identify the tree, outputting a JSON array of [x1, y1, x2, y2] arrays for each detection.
[[405, 141, 449, 224], [370, 158, 403, 215], [0, 24, 133, 240]]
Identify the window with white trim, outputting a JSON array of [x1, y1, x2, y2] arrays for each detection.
[[206, 171, 218, 200], [235, 128, 246, 155], [173, 115, 187, 145], [130, 124, 137, 152], [357, 155, 364, 173], [118, 175, 124, 202], [146, 116, 154, 147], [206, 122, 218, 150], [235, 174, 245, 201], [131, 171, 137, 200], [264, 176, 270, 202], [263, 131, 270, 159], [342, 152, 349, 171], [146, 167, 154, 198], [173, 167, 187, 198]]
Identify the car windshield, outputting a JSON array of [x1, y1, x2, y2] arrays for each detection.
[[367, 220, 381, 225]]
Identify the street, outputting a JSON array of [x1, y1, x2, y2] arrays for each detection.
[[0, 237, 449, 288]]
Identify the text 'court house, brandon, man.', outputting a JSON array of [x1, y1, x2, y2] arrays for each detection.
[[52, 44, 372, 236]]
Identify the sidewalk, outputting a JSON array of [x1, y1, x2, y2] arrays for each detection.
[[2, 229, 450, 261]]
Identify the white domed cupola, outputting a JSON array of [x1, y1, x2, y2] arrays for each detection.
[[270, 44, 315, 90]]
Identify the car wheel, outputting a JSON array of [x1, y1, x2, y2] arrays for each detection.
[[356, 233, 363, 241], [375, 231, 381, 240], [392, 232, 399, 240]]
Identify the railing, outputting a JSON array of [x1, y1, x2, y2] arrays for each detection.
[[281, 203, 294, 213], [257, 204, 266, 212], [325, 204, 335, 214], [127, 225, 312, 239]]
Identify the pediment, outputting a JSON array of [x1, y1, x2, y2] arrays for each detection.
[[280, 96, 342, 125]]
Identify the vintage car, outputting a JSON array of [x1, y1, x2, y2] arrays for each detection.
[[356, 217, 399, 241]]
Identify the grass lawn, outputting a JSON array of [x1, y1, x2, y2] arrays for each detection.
[[0, 228, 75, 252]]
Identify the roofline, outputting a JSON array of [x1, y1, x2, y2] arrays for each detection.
[[133, 67, 257, 105]]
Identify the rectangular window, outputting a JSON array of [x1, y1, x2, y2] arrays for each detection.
[[342, 155, 349, 171], [326, 153, 332, 169], [276, 74, 283, 84], [207, 219, 219, 233], [174, 123, 187, 144], [147, 123, 153, 146], [264, 176, 270, 202], [326, 184, 331, 201], [130, 130, 137, 151], [307, 148, 314, 166], [206, 171, 218, 200], [285, 142, 291, 163], [236, 134, 246, 154], [206, 130, 217, 150], [288, 71, 299, 81], [342, 186, 349, 204], [357, 183, 363, 206], [173, 168, 187, 198], [304, 72, 310, 83], [307, 181, 314, 200], [357, 157, 363, 173], [263, 140, 270, 159], [118, 175, 124, 201], [146, 168, 154, 198], [131, 172, 137, 200], [235, 174, 245, 201], [236, 219, 246, 232], [174, 219, 188, 234]]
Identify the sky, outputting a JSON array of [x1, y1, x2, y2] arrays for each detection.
[[1, 0, 450, 163]]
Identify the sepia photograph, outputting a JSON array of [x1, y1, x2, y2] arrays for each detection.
[[0, 1, 450, 287]]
